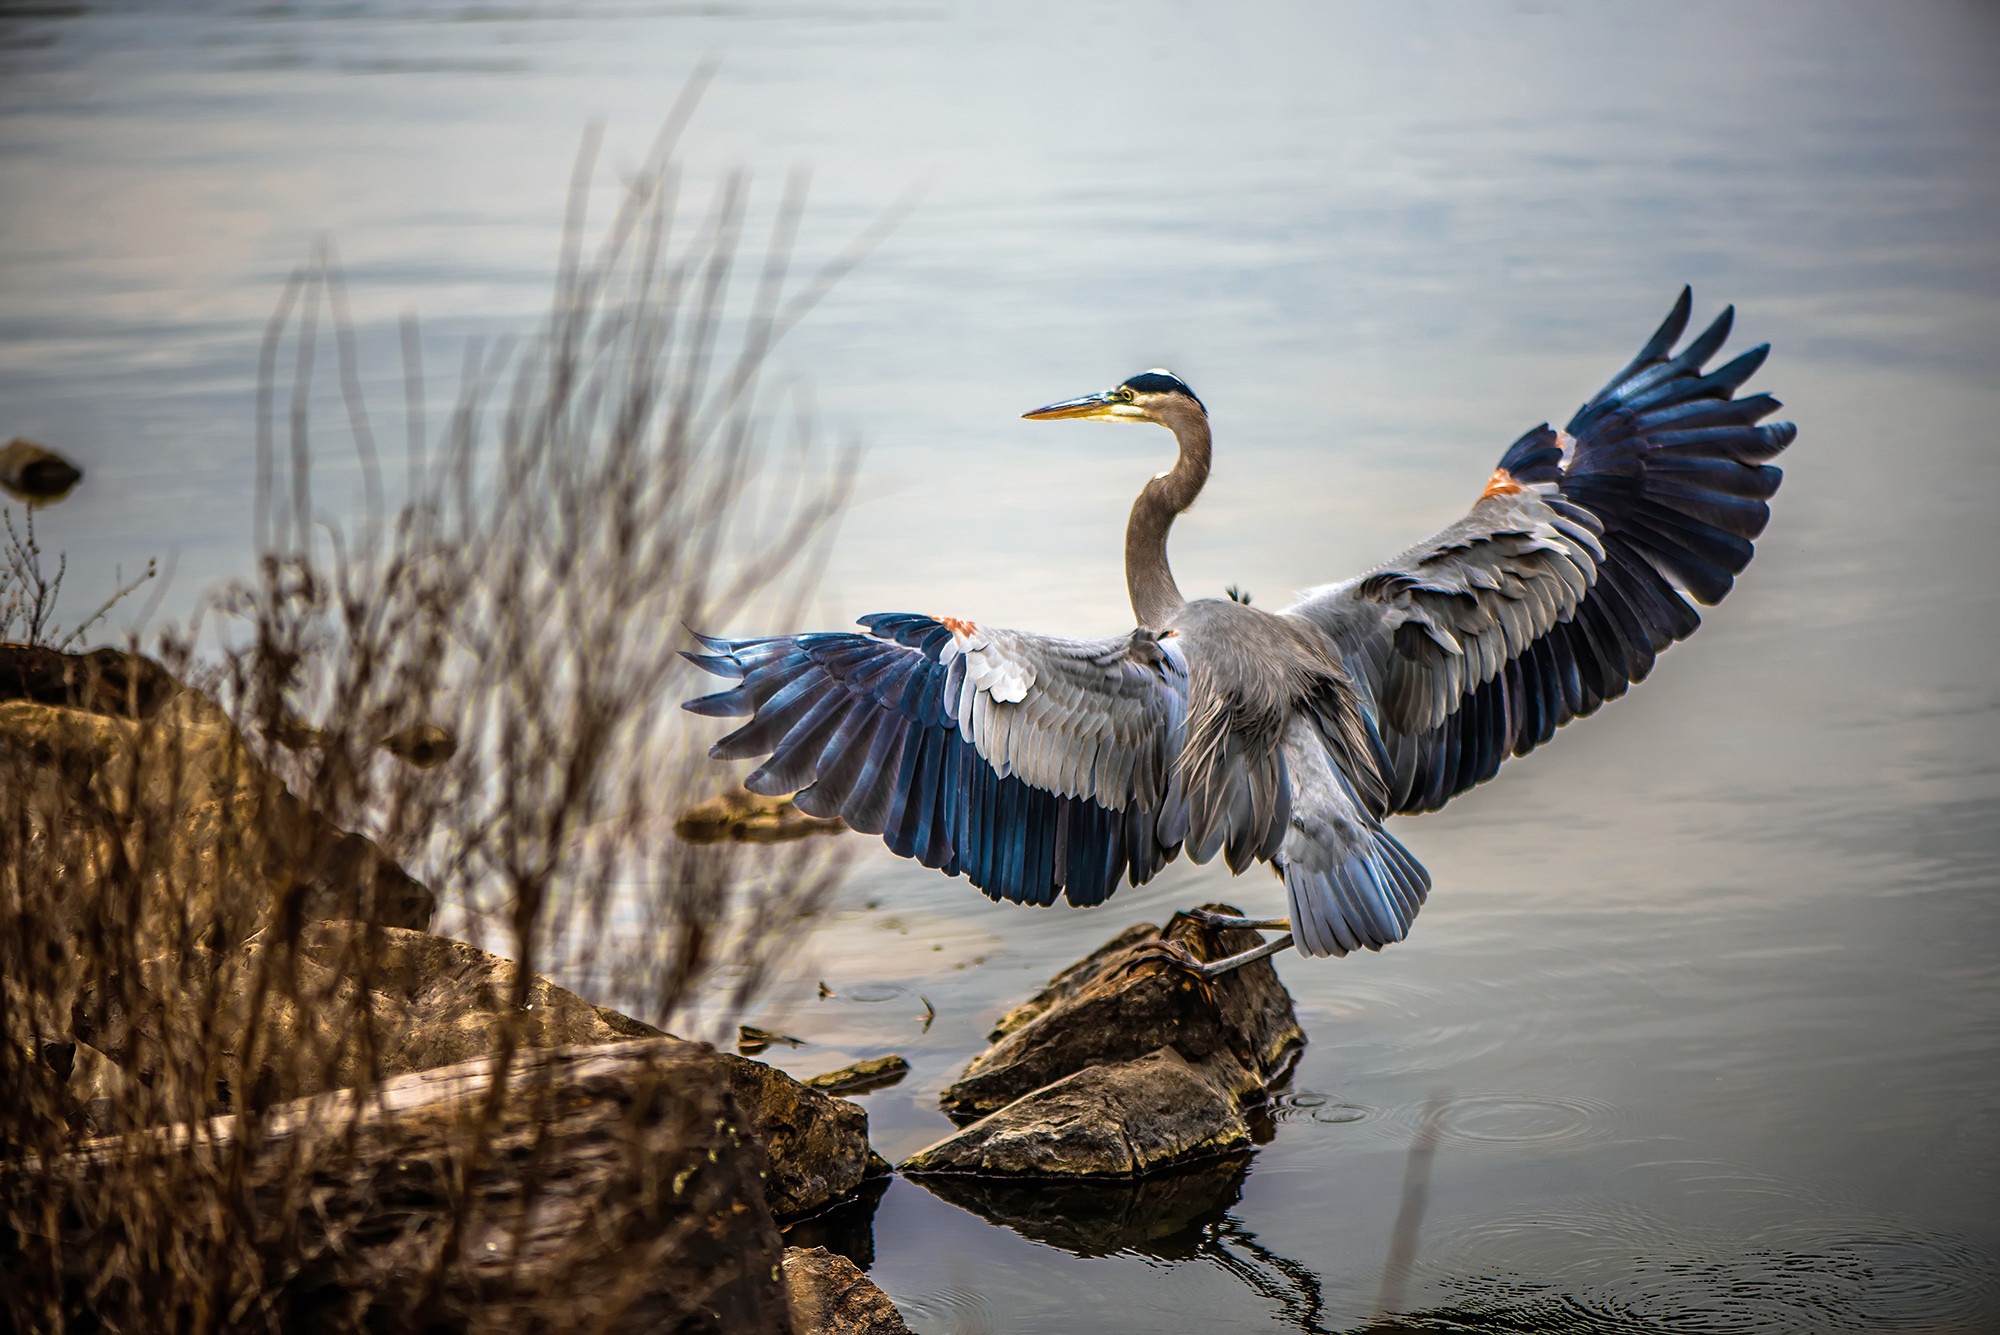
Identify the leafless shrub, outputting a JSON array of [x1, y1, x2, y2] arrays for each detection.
[[1, 93, 873, 1331], [1, 505, 157, 650]]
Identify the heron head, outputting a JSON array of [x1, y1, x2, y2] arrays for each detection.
[[1022, 369, 1205, 426]]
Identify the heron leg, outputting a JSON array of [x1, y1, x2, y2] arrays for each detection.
[[1178, 907, 1292, 933], [1121, 932, 1296, 982], [1192, 932, 1295, 979]]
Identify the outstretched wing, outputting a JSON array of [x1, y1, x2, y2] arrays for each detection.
[[1286, 289, 1795, 814], [683, 613, 1188, 907]]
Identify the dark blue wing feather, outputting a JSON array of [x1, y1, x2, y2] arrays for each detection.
[[1363, 289, 1796, 813], [683, 614, 1181, 908]]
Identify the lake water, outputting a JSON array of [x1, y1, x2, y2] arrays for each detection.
[[5, 2, 1998, 1330]]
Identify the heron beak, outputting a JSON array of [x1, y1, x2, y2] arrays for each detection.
[[1022, 390, 1119, 421]]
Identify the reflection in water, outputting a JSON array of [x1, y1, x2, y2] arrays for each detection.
[[908, 1158, 1353, 1332], [1377, 1091, 1448, 1319], [907, 1156, 1249, 1260], [910, 1172, 2000, 1335], [1198, 1217, 1345, 1335], [781, 1173, 891, 1271], [903, 1126, 2000, 1333]]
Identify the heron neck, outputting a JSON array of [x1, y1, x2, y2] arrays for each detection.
[[1126, 408, 1211, 629]]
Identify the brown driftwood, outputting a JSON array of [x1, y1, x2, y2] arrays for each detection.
[[8, 1038, 798, 1334]]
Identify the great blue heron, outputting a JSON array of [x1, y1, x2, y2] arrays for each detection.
[[685, 290, 1794, 977]]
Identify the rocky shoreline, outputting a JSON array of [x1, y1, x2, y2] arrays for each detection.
[[3, 644, 1306, 1333]]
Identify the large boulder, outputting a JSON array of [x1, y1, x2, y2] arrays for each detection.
[[7, 1039, 798, 1334], [70, 920, 884, 1220], [0, 646, 434, 955], [1, 649, 432, 1148], [69, 922, 658, 1112]]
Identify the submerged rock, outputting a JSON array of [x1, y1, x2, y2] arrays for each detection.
[[676, 786, 846, 843], [804, 1055, 910, 1096], [903, 908, 1302, 1181], [783, 1246, 912, 1335]]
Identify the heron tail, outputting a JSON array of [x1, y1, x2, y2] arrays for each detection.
[[1283, 824, 1430, 959]]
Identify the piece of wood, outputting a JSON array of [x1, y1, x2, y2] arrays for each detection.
[[12, 1039, 797, 1333]]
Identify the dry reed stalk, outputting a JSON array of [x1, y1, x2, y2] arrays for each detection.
[[2, 97, 872, 1332]]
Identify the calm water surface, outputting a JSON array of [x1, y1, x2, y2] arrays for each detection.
[[4, 3, 1998, 1330]]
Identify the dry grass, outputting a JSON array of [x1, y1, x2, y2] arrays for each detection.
[[0, 96, 869, 1333]]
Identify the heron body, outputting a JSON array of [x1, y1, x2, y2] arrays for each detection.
[[685, 291, 1795, 970]]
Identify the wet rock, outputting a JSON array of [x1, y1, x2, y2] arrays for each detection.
[[0, 437, 83, 501], [782, 1246, 912, 1335], [676, 785, 846, 843], [719, 1050, 890, 1219], [903, 1046, 1252, 1178], [897, 910, 1302, 1184], [17, 1039, 797, 1333], [940, 906, 1302, 1122], [805, 1054, 909, 1096], [910, 1154, 1248, 1259]]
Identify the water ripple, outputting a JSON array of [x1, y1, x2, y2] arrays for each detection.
[[1269, 1090, 1373, 1126], [1412, 1172, 2000, 1332], [838, 981, 907, 1003], [1367, 1092, 1622, 1148]]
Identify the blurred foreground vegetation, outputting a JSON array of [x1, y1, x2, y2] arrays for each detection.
[[0, 106, 871, 1333]]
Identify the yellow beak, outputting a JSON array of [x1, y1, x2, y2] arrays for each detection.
[[1022, 390, 1120, 421]]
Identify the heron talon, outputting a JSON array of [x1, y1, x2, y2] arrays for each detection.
[[1114, 938, 1228, 1007], [1117, 937, 1216, 982]]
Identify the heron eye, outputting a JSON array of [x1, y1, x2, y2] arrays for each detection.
[[1118, 387, 1136, 402]]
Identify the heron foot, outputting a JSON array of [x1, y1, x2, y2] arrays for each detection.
[[1176, 907, 1292, 933], [1119, 932, 1297, 983], [1116, 938, 1222, 1003]]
